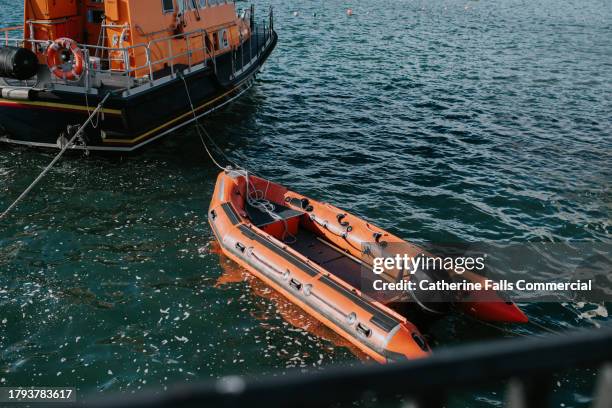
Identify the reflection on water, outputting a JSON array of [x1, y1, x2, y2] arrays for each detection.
[[211, 241, 372, 364]]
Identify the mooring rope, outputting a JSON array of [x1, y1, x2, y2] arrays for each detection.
[[179, 72, 296, 243], [0, 93, 110, 222]]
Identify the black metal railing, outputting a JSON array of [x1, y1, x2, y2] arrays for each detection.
[[232, 8, 274, 77], [80, 328, 612, 408]]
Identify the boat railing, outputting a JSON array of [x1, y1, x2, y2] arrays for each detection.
[[0, 26, 21, 46], [77, 27, 216, 94], [232, 8, 273, 78], [0, 14, 274, 96], [0, 26, 216, 93], [79, 328, 612, 408]]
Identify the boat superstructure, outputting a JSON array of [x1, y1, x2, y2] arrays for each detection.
[[0, 0, 276, 151]]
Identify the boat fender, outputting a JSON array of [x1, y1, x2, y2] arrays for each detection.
[[209, 209, 217, 220], [46, 38, 85, 81], [1, 87, 34, 101], [235, 242, 246, 253]]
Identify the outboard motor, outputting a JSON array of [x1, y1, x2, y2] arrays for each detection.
[[0, 46, 38, 80]]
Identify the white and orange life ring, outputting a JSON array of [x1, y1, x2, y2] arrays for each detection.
[[46, 38, 84, 81]]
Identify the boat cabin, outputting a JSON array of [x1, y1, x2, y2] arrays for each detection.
[[18, 0, 259, 84]]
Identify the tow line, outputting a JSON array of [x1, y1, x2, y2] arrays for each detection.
[[0, 93, 110, 221]]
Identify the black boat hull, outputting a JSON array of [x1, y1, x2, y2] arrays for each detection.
[[0, 31, 277, 152]]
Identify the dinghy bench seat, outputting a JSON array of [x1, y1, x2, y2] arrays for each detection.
[[246, 202, 303, 240]]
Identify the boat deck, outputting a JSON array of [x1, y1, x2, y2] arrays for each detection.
[[289, 229, 364, 290], [245, 200, 370, 292]]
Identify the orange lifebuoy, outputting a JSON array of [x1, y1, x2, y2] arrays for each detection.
[[46, 38, 84, 81]]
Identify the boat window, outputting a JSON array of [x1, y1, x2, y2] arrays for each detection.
[[162, 0, 174, 13], [219, 29, 229, 49], [199, 0, 207, 8]]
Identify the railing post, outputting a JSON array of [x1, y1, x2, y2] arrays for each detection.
[[250, 4, 254, 31], [186, 34, 192, 71], [28, 21, 35, 52], [201, 31, 207, 68], [168, 39, 174, 76], [212, 46, 217, 74], [146, 46, 154, 85], [123, 48, 129, 77]]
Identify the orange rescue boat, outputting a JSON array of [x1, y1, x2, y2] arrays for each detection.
[[208, 170, 527, 363]]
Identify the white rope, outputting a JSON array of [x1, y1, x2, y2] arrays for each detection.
[[0, 93, 110, 222], [179, 73, 295, 243], [228, 167, 297, 245], [180, 73, 227, 171]]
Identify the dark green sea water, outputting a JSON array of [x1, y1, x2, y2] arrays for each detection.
[[0, 0, 611, 406]]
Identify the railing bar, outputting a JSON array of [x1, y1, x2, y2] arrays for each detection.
[[146, 46, 154, 83], [80, 329, 612, 408], [186, 35, 191, 70], [4, 24, 247, 83]]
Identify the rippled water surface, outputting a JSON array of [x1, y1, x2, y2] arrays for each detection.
[[1, 0, 611, 406]]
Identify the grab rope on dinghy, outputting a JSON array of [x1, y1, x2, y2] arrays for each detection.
[[0, 93, 111, 222], [179, 72, 296, 244]]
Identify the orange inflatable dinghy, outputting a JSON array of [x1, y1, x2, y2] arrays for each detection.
[[208, 170, 527, 362]]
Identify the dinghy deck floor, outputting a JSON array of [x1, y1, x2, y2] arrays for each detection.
[[289, 230, 364, 290]]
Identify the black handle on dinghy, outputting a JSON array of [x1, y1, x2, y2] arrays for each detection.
[[286, 196, 313, 211], [337, 213, 350, 227]]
